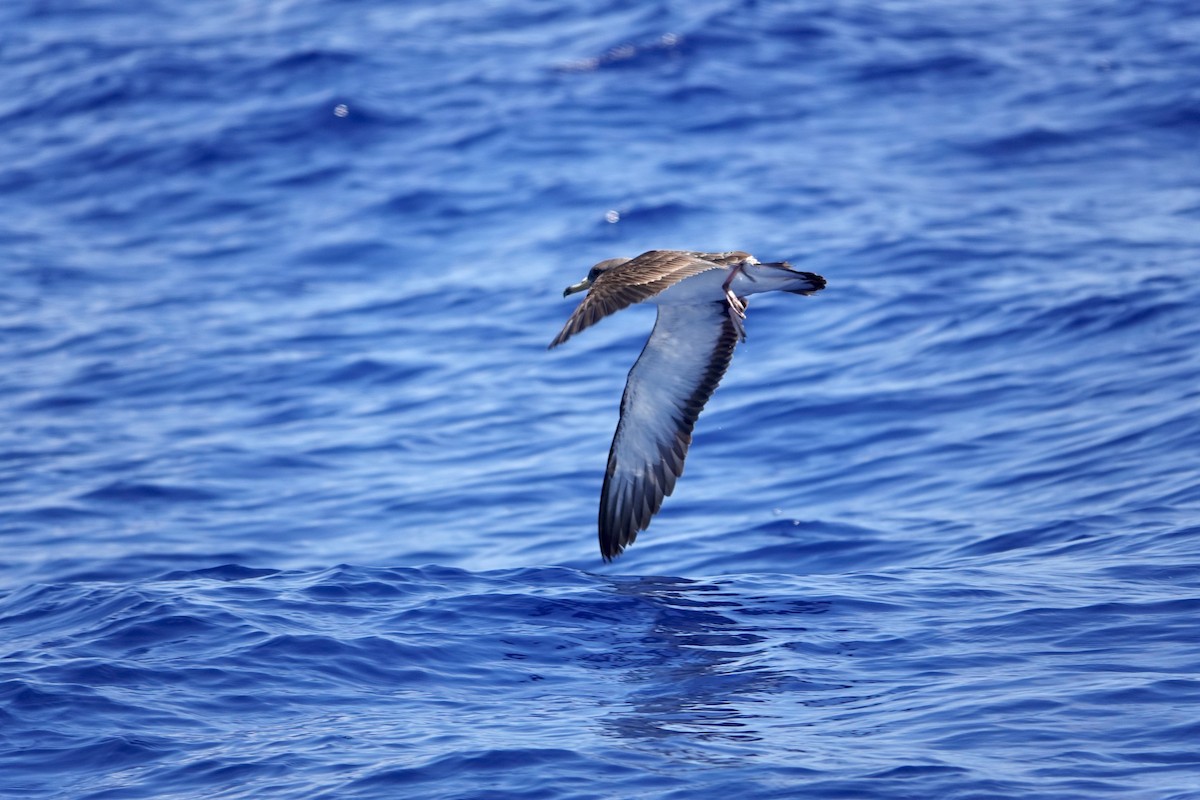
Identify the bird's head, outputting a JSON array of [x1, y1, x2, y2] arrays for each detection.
[[562, 257, 630, 297]]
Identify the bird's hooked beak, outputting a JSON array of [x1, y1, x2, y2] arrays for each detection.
[[563, 278, 592, 297]]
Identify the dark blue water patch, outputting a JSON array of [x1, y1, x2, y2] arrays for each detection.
[[79, 481, 221, 504], [18, 392, 102, 412], [961, 125, 1084, 159], [164, 564, 281, 582]]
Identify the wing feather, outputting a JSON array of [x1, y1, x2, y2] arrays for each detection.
[[548, 250, 749, 348], [597, 300, 742, 560]]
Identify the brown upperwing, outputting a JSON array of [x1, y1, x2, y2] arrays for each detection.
[[548, 250, 749, 349]]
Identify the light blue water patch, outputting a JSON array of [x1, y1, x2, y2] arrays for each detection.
[[3, 0, 1200, 798]]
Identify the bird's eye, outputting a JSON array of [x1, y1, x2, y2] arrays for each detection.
[[588, 268, 600, 281]]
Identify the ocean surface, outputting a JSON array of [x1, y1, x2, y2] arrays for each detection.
[[3, 1, 1200, 798]]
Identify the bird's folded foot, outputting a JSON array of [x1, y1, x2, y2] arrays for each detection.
[[726, 294, 748, 342], [725, 287, 746, 316]]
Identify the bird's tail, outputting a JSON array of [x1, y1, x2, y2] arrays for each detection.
[[753, 261, 827, 296]]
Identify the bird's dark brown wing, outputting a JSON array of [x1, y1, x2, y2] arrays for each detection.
[[548, 250, 749, 348], [598, 299, 743, 560]]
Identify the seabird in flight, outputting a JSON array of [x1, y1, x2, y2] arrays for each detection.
[[549, 249, 826, 560]]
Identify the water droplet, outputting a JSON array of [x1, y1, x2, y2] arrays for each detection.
[[604, 210, 620, 224], [334, 104, 349, 117]]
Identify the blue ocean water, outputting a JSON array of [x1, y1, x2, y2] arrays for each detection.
[[3, 0, 1200, 797]]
